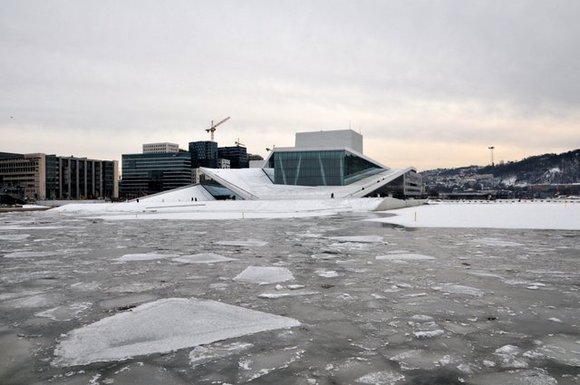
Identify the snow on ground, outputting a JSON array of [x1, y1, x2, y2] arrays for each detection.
[[53, 298, 300, 367], [233, 266, 295, 284], [51, 198, 388, 220], [368, 201, 580, 230]]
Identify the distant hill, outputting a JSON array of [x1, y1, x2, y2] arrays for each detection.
[[421, 149, 580, 197]]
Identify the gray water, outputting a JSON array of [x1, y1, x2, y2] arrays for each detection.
[[0, 210, 579, 385]]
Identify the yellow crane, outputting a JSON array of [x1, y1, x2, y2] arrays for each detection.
[[205, 116, 230, 141]]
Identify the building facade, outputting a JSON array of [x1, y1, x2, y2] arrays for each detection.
[[121, 152, 192, 198], [189, 141, 218, 168], [218, 146, 249, 169], [0, 153, 118, 201], [263, 129, 422, 198], [142, 142, 179, 154]]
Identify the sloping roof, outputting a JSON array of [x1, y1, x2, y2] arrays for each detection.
[[199, 167, 413, 200]]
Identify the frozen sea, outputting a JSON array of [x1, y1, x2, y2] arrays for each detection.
[[0, 207, 579, 385]]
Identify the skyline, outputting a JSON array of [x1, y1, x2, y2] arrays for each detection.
[[1, 1, 580, 171]]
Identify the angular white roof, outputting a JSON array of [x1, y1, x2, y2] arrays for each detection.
[[200, 167, 414, 200]]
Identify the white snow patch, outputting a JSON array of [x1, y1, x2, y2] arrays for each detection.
[[172, 253, 237, 264], [115, 253, 179, 262], [234, 266, 294, 285], [53, 298, 300, 367], [376, 254, 435, 261]]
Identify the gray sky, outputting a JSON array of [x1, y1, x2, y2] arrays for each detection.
[[1, 0, 579, 170]]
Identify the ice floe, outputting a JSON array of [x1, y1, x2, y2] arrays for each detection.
[[434, 283, 485, 297], [238, 346, 303, 382], [493, 344, 528, 368], [470, 369, 557, 385], [474, 238, 523, 247], [189, 341, 253, 368], [315, 269, 341, 278], [0, 234, 31, 241], [3, 251, 58, 258], [115, 253, 179, 262], [258, 290, 319, 299], [35, 302, 91, 321], [216, 239, 268, 247], [356, 370, 405, 385], [368, 201, 580, 230], [234, 266, 295, 284], [172, 253, 237, 264], [376, 253, 435, 261], [53, 298, 300, 366], [329, 235, 385, 243]]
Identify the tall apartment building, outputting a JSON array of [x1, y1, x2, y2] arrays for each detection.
[[0, 153, 118, 200]]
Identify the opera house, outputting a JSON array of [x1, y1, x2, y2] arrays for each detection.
[[197, 129, 422, 201]]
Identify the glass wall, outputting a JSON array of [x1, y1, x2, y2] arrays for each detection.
[[270, 150, 383, 186]]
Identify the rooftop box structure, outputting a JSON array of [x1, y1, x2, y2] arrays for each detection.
[[295, 129, 363, 153]]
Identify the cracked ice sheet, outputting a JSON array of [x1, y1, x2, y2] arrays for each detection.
[[53, 298, 300, 367], [234, 266, 294, 284]]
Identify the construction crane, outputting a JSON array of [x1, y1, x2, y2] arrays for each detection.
[[205, 116, 230, 141], [235, 138, 245, 147]]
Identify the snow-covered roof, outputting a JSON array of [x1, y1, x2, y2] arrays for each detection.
[[199, 167, 413, 200]]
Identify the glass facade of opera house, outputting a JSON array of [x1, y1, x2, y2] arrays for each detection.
[[267, 149, 384, 186]]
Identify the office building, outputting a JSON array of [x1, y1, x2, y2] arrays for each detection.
[[0, 153, 118, 201], [218, 145, 249, 169], [121, 152, 192, 198], [142, 142, 179, 154], [189, 141, 218, 168]]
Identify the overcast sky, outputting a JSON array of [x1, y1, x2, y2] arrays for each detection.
[[1, 0, 579, 170]]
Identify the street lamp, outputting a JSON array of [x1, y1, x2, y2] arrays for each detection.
[[488, 146, 495, 166]]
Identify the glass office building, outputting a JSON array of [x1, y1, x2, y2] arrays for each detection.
[[121, 152, 192, 198], [189, 141, 218, 168], [267, 149, 383, 186]]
